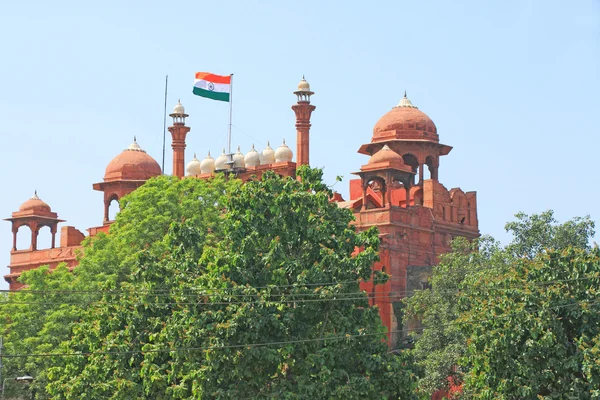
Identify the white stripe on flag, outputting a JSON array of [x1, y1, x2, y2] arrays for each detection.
[[193, 80, 230, 94]]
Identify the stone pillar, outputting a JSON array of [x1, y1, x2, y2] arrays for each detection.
[[292, 102, 316, 168], [12, 227, 17, 251], [51, 225, 57, 249], [103, 198, 110, 224], [31, 223, 38, 251], [169, 124, 191, 179]]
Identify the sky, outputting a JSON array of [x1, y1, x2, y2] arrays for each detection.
[[0, 0, 599, 289]]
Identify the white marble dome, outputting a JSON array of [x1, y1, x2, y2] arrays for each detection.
[[244, 144, 260, 167], [172, 99, 185, 115], [260, 141, 275, 164], [200, 151, 215, 174], [274, 139, 293, 162], [215, 149, 228, 171], [186, 153, 202, 176], [232, 146, 245, 169]]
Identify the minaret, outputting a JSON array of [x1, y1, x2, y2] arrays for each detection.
[[292, 77, 316, 169], [168, 100, 190, 178]]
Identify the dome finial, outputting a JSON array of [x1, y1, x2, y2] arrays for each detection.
[[127, 137, 144, 152], [194, 152, 197, 158], [33, 190, 39, 199], [394, 92, 418, 109]]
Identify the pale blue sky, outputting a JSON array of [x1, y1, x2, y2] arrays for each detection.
[[1, 0, 599, 289]]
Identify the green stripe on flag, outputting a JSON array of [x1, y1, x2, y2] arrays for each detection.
[[193, 87, 230, 102]]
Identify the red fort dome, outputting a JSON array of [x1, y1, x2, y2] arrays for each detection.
[[372, 92, 438, 143], [18, 191, 51, 213], [104, 138, 162, 182]]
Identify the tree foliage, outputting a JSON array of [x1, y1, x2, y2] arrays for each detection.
[[459, 248, 600, 399], [37, 167, 416, 399], [404, 211, 596, 398]]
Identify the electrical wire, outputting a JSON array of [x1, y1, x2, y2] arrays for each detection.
[[2, 298, 598, 359]]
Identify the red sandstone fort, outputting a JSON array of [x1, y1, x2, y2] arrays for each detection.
[[4, 78, 479, 346]]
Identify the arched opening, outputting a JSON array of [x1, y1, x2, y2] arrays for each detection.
[[365, 177, 386, 209], [402, 154, 419, 185], [413, 188, 423, 206], [108, 197, 120, 221], [16, 225, 32, 251], [37, 225, 53, 250], [425, 156, 434, 180]]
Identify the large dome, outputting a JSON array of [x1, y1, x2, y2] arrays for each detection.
[[372, 93, 438, 143], [104, 139, 162, 182]]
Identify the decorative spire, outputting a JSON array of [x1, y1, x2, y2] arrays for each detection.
[[32, 190, 39, 200], [127, 137, 144, 152], [394, 91, 418, 109]]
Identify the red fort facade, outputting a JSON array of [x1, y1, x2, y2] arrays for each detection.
[[4, 79, 479, 346]]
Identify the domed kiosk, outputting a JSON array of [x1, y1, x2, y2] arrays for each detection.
[[358, 92, 452, 183], [5, 191, 64, 253], [93, 138, 161, 224]]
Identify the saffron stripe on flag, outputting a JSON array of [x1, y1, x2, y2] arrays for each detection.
[[195, 72, 231, 84]]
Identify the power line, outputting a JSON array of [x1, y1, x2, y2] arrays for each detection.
[[2, 299, 598, 360], [0, 274, 597, 301], [0, 277, 400, 295]]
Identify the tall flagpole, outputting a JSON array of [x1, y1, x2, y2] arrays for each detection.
[[161, 74, 169, 174], [227, 74, 234, 155]]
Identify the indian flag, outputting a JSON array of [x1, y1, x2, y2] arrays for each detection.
[[193, 72, 231, 102]]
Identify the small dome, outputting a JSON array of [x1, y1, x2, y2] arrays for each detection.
[[260, 141, 275, 164], [297, 76, 311, 92], [215, 149, 228, 171], [186, 153, 202, 176], [200, 151, 215, 174], [172, 99, 185, 115], [274, 139, 293, 162], [232, 146, 245, 169], [372, 92, 438, 143], [19, 191, 51, 213], [244, 144, 260, 167], [368, 144, 405, 165], [104, 138, 162, 182]]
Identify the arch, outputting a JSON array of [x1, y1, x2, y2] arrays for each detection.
[[36, 225, 53, 250], [425, 155, 435, 180], [413, 188, 423, 206], [108, 197, 120, 221], [402, 153, 419, 185], [15, 224, 32, 251], [402, 153, 419, 171], [364, 176, 387, 209]]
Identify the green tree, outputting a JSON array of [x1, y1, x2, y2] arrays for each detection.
[[0, 174, 237, 399], [0, 265, 80, 399], [459, 248, 600, 399], [46, 167, 417, 399], [403, 211, 596, 398], [504, 210, 595, 259]]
